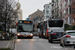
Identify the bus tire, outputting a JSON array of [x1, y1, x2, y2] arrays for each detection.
[[17, 37, 20, 39], [30, 37, 33, 39]]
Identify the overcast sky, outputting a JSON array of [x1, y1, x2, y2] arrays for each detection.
[[19, 0, 51, 20]]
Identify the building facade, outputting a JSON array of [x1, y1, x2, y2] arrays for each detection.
[[44, 3, 52, 21], [51, 0, 59, 18], [28, 9, 44, 31], [16, 0, 22, 22], [28, 9, 44, 23], [71, 0, 75, 25], [59, 0, 75, 25]]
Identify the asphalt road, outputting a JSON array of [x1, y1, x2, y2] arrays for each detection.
[[15, 36, 75, 50]]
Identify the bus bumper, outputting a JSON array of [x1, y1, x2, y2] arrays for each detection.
[[17, 35, 33, 38]]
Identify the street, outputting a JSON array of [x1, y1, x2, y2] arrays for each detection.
[[15, 36, 75, 50]]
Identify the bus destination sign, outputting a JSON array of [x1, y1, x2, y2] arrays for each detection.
[[19, 21, 32, 24]]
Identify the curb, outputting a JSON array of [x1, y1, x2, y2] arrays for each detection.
[[7, 36, 16, 50]]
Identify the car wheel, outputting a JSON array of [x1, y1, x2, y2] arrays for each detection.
[[60, 41, 62, 46], [49, 37, 53, 43], [50, 38, 53, 43], [50, 40, 53, 43], [48, 37, 50, 43]]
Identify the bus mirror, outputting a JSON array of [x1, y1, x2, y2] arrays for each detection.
[[16, 22, 18, 26]]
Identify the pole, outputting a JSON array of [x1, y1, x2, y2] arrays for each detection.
[[5, 0, 7, 39]]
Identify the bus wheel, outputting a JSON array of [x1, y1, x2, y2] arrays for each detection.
[[31, 37, 33, 39], [17, 37, 20, 39]]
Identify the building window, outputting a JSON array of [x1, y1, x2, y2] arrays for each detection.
[[66, 8, 68, 14], [46, 16, 49, 18], [18, 12, 20, 14], [69, 17, 72, 25], [46, 11, 49, 14], [69, 7, 71, 14], [64, 10, 66, 15], [52, 0, 54, 3], [73, 18, 74, 23], [70, 0, 71, 5], [60, 13, 62, 17], [72, 8, 75, 14], [48, 6, 49, 8]]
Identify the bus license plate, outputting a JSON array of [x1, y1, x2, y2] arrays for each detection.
[[24, 35, 26, 37]]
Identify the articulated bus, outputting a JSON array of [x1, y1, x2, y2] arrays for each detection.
[[17, 20, 34, 38], [38, 18, 64, 38]]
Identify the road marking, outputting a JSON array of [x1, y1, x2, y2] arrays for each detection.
[[23, 39, 44, 42], [14, 43, 17, 50], [51, 45, 63, 49], [6, 41, 11, 48], [51, 45, 74, 49]]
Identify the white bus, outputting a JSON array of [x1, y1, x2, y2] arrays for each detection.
[[38, 18, 64, 38], [17, 20, 34, 38]]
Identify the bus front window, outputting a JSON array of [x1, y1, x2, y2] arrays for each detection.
[[18, 24, 33, 32]]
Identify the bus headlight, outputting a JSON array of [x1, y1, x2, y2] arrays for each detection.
[[17, 33, 20, 35], [43, 33, 45, 35], [30, 34, 33, 36]]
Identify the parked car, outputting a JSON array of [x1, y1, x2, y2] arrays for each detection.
[[48, 31, 64, 43], [60, 30, 75, 47], [9, 28, 17, 35], [33, 32, 39, 36]]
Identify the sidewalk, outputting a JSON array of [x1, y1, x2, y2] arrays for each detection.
[[0, 36, 16, 50], [0, 40, 10, 48]]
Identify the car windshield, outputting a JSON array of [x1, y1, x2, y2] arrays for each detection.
[[68, 32, 75, 36], [18, 24, 33, 32]]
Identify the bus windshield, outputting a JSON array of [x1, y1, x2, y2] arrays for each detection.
[[48, 20, 63, 27], [18, 23, 33, 32]]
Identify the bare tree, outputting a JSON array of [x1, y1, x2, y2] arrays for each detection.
[[0, 0, 17, 32]]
